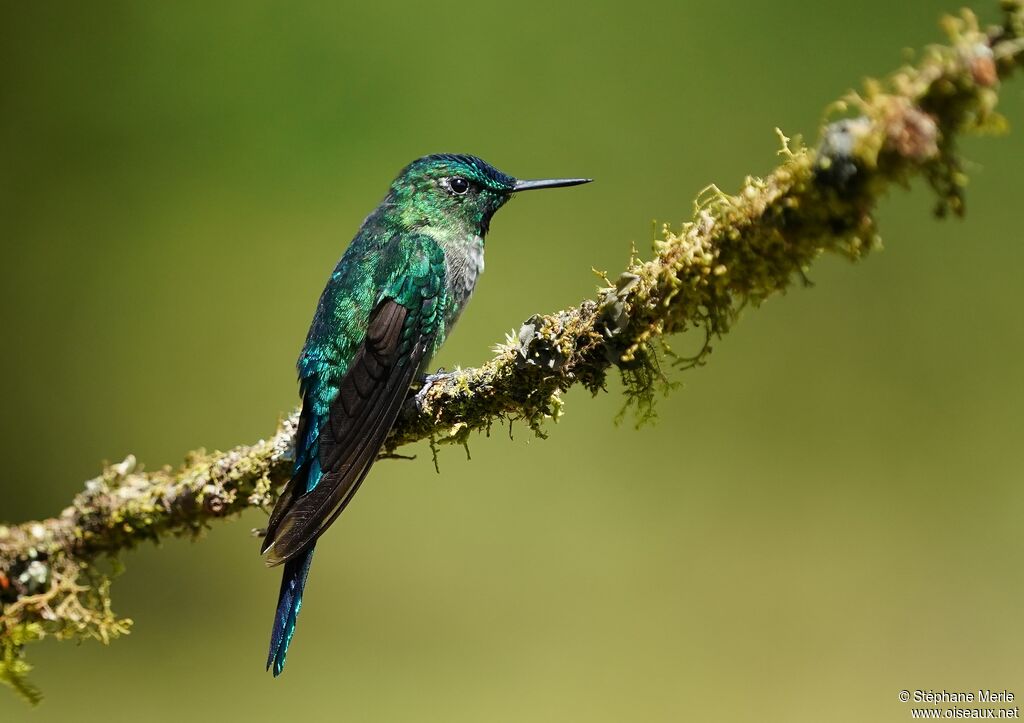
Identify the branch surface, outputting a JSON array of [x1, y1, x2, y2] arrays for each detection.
[[2, 2, 1023, 704]]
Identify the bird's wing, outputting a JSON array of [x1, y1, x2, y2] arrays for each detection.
[[262, 237, 446, 566]]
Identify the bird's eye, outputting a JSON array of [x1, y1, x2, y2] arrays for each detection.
[[448, 177, 470, 195]]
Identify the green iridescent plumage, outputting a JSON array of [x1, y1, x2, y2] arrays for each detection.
[[261, 154, 590, 676]]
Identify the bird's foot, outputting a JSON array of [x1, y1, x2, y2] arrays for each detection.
[[414, 369, 455, 413]]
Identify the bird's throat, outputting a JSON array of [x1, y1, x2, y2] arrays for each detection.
[[428, 229, 485, 327]]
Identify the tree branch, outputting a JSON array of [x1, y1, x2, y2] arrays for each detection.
[[3, 2, 1023, 704]]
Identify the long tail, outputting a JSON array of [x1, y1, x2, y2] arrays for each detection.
[[266, 544, 316, 676]]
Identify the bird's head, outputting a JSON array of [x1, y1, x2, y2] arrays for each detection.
[[385, 153, 590, 236]]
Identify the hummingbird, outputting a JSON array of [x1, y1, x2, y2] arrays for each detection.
[[261, 153, 590, 676]]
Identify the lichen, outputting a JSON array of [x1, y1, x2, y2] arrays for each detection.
[[0, 418, 297, 703], [0, 556, 131, 704]]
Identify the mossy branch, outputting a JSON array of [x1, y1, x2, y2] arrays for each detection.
[[3, 2, 1023, 704]]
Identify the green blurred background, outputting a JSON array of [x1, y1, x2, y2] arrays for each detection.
[[2, 1, 1022, 721]]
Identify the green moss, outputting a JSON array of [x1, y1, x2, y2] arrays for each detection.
[[0, 556, 132, 705], [0, 622, 43, 705]]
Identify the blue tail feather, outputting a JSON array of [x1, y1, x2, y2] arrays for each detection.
[[267, 544, 315, 676]]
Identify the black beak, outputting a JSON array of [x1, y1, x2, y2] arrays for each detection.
[[512, 177, 592, 192]]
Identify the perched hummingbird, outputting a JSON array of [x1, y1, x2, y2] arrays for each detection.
[[261, 154, 590, 675]]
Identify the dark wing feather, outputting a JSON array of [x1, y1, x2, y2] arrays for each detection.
[[262, 297, 431, 566], [260, 393, 317, 554]]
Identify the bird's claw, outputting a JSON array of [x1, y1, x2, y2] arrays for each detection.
[[414, 369, 455, 413]]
